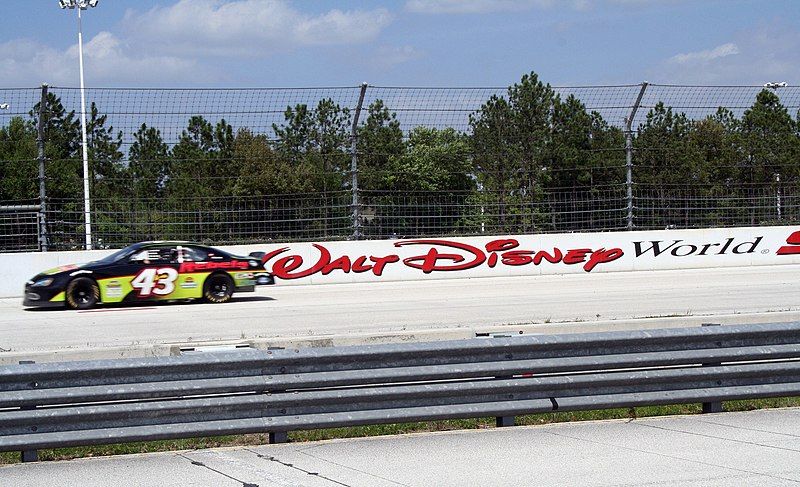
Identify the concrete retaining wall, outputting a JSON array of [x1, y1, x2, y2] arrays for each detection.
[[3, 225, 800, 298]]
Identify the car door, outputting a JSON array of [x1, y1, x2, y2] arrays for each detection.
[[173, 245, 209, 299], [127, 244, 181, 301]]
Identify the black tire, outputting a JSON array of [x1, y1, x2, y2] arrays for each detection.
[[65, 277, 100, 310], [203, 273, 234, 303]]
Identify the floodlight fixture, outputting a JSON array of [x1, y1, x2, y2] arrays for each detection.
[[763, 81, 788, 89], [58, 0, 99, 9]]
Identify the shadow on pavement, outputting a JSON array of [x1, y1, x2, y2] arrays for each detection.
[[23, 295, 275, 312]]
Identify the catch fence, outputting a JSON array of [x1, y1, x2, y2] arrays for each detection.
[[0, 82, 798, 251]]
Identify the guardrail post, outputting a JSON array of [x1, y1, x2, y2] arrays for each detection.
[[701, 323, 724, 414], [19, 360, 38, 463], [496, 416, 515, 427], [266, 347, 289, 444], [491, 333, 516, 427], [269, 431, 288, 444]]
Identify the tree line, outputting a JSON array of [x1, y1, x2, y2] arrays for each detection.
[[1, 72, 799, 246]]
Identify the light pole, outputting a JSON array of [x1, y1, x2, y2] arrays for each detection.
[[60, 0, 98, 250]]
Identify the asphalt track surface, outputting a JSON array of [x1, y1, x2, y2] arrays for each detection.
[[2, 264, 800, 357], [5, 408, 800, 486]]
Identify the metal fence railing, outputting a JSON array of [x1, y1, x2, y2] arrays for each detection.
[[2, 322, 800, 462], [1, 82, 799, 251]]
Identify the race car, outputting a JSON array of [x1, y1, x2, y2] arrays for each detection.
[[23, 241, 275, 309]]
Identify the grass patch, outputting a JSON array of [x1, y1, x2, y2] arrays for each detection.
[[2, 396, 798, 465]]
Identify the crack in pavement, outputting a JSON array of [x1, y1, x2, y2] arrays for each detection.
[[689, 414, 800, 438], [633, 421, 800, 453], [292, 444, 413, 487], [542, 427, 800, 485], [243, 448, 353, 487], [178, 453, 259, 487]]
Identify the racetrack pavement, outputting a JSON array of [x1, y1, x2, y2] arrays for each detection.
[[1, 264, 800, 361]]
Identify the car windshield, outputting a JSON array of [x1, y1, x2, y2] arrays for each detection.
[[91, 245, 139, 264]]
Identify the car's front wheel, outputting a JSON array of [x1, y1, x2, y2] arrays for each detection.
[[65, 277, 100, 310], [203, 273, 234, 303]]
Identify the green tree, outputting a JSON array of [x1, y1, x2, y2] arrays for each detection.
[[272, 99, 353, 237], [29, 93, 82, 200], [231, 129, 309, 240], [129, 123, 170, 198], [547, 96, 626, 230], [740, 89, 799, 185], [548, 96, 624, 189], [273, 104, 313, 163], [357, 99, 404, 191], [0, 117, 37, 200], [86, 102, 124, 199], [232, 128, 316, 196], [168, 116, 234, 198], [470, 94, 517, 232], [162, 116, 236, 240], [633, 102, 708, 228], [384, 127, 472, 192], [737, 89, 800, 223], [378, 126, 474, 236], [470, 72, 558, 232], [273, 98, 351, 194], [635, 102, 704, 186]]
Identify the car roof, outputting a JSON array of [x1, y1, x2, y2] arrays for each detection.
[[135, 241, 201, 248], [121, 241, 218, 252]]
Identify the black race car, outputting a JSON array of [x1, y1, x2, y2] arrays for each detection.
[[23, 241, 274, 309]]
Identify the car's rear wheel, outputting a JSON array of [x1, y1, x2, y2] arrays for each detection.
[[203, 273, 234, 303], [65, 277, 100, 310]]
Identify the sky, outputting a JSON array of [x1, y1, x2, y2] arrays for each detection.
[[1, 0, 799, 88]]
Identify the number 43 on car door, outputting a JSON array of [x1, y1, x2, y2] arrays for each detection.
[[131, 268, 178, 297]]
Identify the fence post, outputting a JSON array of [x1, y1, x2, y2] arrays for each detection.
[[625, 82, 648, 230], [350, 83, 368, 240], [776, 173, 782, 221], [36, 84, 49, 252], [701, 322, 724, 414]]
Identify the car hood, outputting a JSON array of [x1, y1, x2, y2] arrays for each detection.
[[39, 262, 92, 276]]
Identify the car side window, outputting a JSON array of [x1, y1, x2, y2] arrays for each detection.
[[130, 249, 159, 264], [130, 247, 175, 265], [166, 246, 181, 264], [182, 246, 209, 262]]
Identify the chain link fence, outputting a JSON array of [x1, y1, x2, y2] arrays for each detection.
[[1, 82, 799, 252]]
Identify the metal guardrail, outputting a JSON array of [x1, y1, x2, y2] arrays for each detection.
[[2, 322, 800, 462]]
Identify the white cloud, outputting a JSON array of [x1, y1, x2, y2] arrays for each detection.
[[0, 32, 215, 86], [405, 0, 555, 14], [651, 21, 800, 84], [124, 0, 392, 57], [405, 0, 669, 14], [0, 0, 394, 86], [668, 43, 739, 64], [374, 45, 424, 69]]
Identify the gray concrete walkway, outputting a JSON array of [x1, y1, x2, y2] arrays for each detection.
[[3, 408, 800, 486]]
